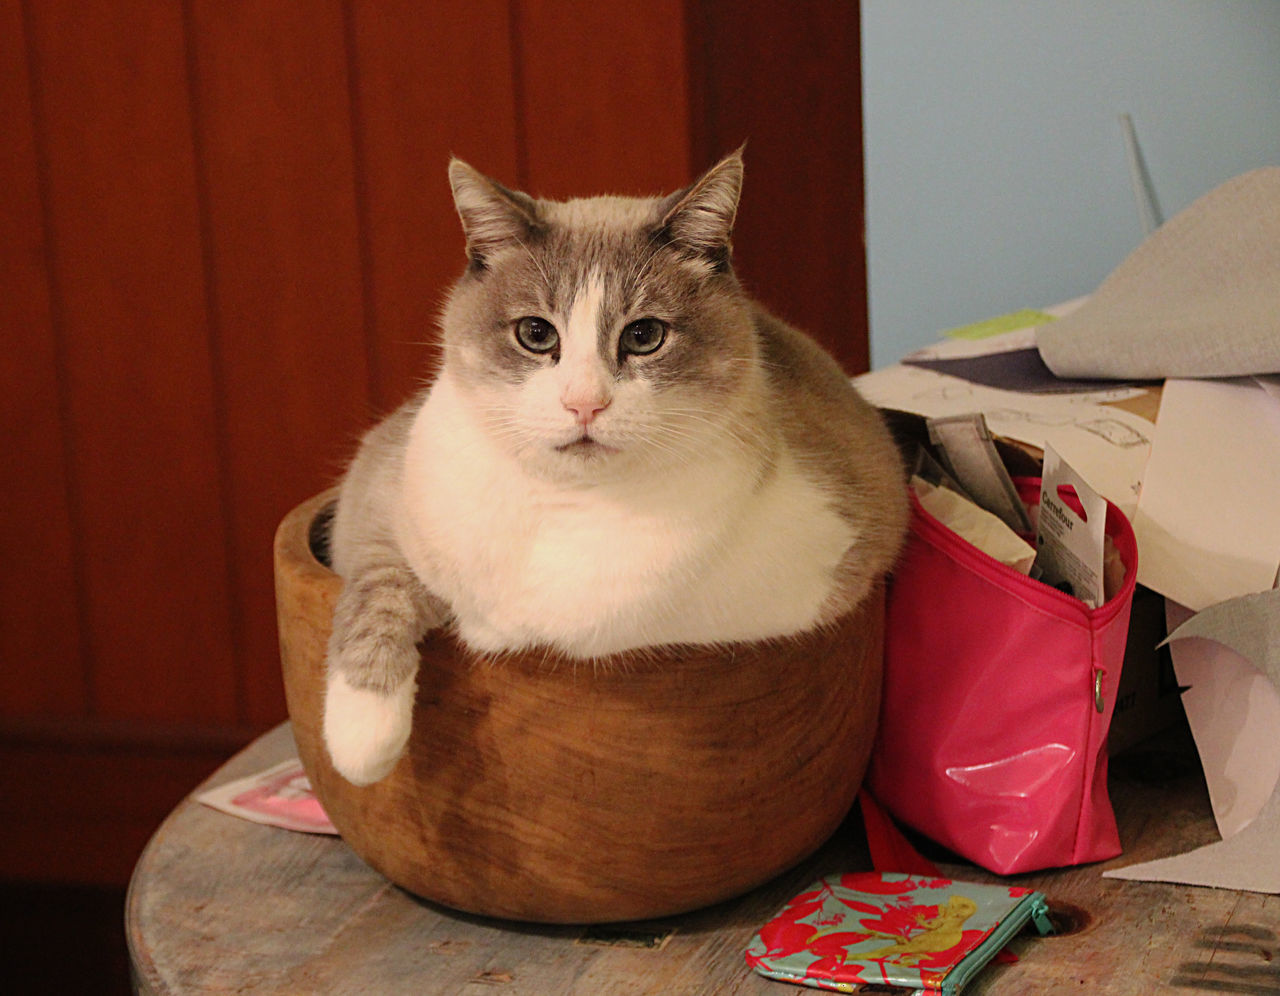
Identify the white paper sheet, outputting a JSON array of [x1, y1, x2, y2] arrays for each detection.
[[909, 297, 1089, 362], [1105, 590, 1280, 893], [908, 325, 1037, 360], [1130, 378, 1280, 611], [1163, 602, 1280, 839]]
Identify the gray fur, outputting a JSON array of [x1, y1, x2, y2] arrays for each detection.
[[326, 403, 449, 692]]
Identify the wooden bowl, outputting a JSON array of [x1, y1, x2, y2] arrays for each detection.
[[276, 490, 884, 924]]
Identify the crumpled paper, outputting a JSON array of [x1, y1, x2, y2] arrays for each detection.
[[911, 477, 1036, 575]]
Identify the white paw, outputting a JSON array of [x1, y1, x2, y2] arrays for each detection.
[[323, 673, 415, 786]]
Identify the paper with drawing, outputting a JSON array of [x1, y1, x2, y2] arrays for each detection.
[[855, 340, 1153, 519]]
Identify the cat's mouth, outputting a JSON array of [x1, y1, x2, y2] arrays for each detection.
[[555, 434, 618, 456]]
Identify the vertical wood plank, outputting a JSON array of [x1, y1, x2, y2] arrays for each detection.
[[513, 0, 692, 199], [346, 0, 521, 412], [0, 0, 86, 717], [185, 0, 370, 726], [22, 0, 238, 723], [689, 0, 870, 374]]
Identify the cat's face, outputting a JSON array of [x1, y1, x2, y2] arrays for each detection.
[[439, 154, 764, 483]]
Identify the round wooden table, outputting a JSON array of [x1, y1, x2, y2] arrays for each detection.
[[127, 723, 1277, 994]]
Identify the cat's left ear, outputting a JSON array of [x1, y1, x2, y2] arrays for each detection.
[[448, 159, 541, 266], [658, 149, 744, 263]]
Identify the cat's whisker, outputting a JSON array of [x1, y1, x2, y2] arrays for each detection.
[[656, 413, 766, 458]]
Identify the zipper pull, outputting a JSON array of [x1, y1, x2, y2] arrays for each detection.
[[1094, 668, 1105, 712], [1031, 897, 1055, 936]]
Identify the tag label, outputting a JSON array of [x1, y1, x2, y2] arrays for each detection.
[[1034, 445, 1107, 607]]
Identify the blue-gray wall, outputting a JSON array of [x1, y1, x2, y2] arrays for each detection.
[[862, 1, 1280, 366]]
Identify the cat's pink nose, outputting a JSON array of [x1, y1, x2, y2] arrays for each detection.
[[562, 395, 610, 425]]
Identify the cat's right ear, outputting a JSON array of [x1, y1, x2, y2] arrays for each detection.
[[448, 159, 541, 266], [657, 149, 744, 265]]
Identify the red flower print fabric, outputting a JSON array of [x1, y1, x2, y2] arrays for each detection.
[[745, 873, 1042, 994]]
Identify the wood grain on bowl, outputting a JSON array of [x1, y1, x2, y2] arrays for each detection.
[[275, 490, 884, 924]]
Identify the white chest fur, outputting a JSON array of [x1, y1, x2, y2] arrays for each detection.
[[395, 376, 855, 658]]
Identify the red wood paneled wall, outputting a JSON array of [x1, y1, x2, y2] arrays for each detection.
[[0, 0, 865, 884]]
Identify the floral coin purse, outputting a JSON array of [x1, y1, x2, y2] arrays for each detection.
[[745, 872, 1053, 994]]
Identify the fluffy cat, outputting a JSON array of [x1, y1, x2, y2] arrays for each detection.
[[323, 151, 908, 785]]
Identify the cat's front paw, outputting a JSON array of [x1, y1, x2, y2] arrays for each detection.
[[323, 672, 415, 786]]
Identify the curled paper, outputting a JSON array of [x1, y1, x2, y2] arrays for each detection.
[[1037, 167, 1280, 380], [1104, 589, 1280, 893]]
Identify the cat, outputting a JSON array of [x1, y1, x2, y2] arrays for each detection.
[[322, 151, 908, 786]]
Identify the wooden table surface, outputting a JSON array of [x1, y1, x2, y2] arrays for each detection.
[[127, 723, 1278, 995]]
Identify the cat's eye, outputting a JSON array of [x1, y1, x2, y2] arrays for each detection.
[[619, 318, 667, 357], [515, 316, 559, 355]]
